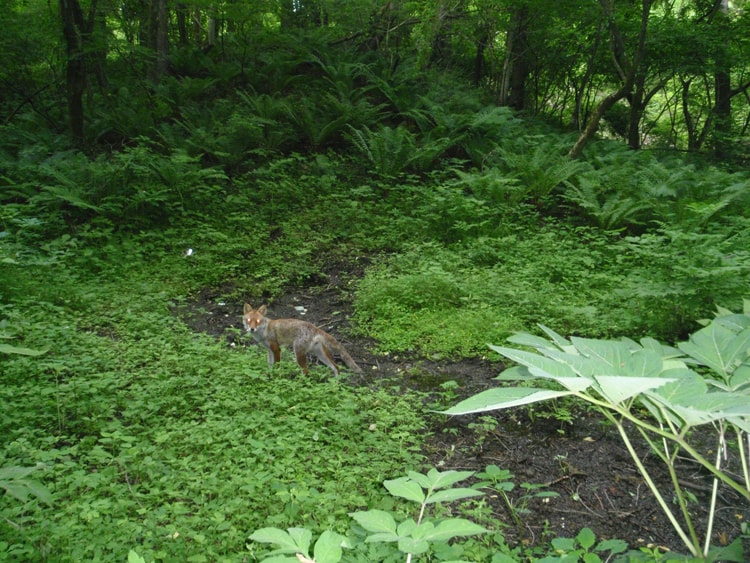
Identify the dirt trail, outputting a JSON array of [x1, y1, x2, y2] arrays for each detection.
[[175, 269, 749, 557]]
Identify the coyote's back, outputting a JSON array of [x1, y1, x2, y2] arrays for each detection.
[[242, 304, 362, 376]]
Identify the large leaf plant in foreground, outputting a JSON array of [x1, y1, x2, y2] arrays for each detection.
[[444, 304, 750, 562]]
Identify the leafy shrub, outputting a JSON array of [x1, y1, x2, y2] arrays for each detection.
[[493, 135, 587, 207], [446, 304, 750, 561], [248, 467, 502, 563], [347, 124, 450, 177], [619, 224, 750, 340], [563, 146, 750, 232]]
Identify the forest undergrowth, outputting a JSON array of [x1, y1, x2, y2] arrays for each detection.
[[2, 48, 750, 562]]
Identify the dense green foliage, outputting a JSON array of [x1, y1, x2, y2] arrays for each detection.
[[2, 0, 750, 561], [447, 307, 750, 560], [1, 247, 426, 561]]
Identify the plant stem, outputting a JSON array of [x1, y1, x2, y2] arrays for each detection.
[[634, 422, 700, 552], [405, 500, 428, 563], [579, 392, 750, 501], [736, 427, 750, 492], [603, 410, 699, 557], [499, 489, 526, 542], [703, 430, 723, 557]]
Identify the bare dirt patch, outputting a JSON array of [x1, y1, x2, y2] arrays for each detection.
[[174, 264, 749, 557]]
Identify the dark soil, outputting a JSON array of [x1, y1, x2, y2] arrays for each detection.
[[174, 260, 749, 559]]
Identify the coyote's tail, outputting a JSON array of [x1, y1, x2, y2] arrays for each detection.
[[337, 344, 363, 373]]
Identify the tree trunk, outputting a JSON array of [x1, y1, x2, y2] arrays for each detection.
[[155, 0, 169, 78], [569, 85, 631, 158], [500, 5, 529, 110], [712, 0, 731, 158], [176, 3, 189, 45], [568, 0, 653, 158], [473, 28, 487, 86], [572, 22, 604, 129], [59, 0, 88, 146], [626, 64, 648, 150], [207, 5, 217, 48]]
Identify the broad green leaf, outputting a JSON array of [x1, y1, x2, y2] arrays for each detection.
[[287, 528, 312, 554], [349, 509, 397, 534], [397, 536, 430, 555], [249, 528, 300, 552], [594, 376, 674, 405], [397, 518, 418, 537], [494, 365, 532, 381], [649, 387, 750, 426], [715, 313, 750, 332], [640, 395, 682, 427], [313, 531, 345, 563], [538, 324, 573, 350], [595, 538, 628, 554], [576, 527, 596, 549], [384, 477, 425, 503], [0, 343, 47, 356], [571, 337, 631, 370], [528, 370, 593, 392], [128, 551, 147, 563], [422, 518, 488, 541], [729, 364, 750, 390], [678, 323, 750, 378], [425, 487, 484, 504], [643, 372, 708, 426], [488, 345, 578, 379], [258, 557, 300, 563], [649, 371, 706, 405], [422, 468, 475, 491], [405, 470, 431, 489], [540, 347, 608, 379], [363, 532, 400, 544], [705, 536, 745, 562], [0, 466, 40, 480], [725, 328, 750, 369], [409, 520, 433, 539], [551, 536, 576, 550], [0, 481, 32, 502], [443, 388, 572, 416], [727, 415, 750, 433], [22, 479, 53, 506], [640, 337, 684, 360], [507, 331, 561, 351], [625, 348, 664, 378], [691, 393, 750, 415]]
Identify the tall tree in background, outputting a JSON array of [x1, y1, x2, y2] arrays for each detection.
[[569, 0, 653, 158], [152, 0, 169, 78], [499, 2, 529, 110], [711, 0, 731, 157], [59, 0, 92, 145], [2, 0, 747, 158]]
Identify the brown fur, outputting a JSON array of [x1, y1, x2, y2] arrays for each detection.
[[242, 304, 363, 376]]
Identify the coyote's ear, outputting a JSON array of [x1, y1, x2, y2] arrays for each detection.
[[258, 305, 267, 315], [243, 303, 253, 313]]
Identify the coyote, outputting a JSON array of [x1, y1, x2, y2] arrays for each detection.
[[242, 304, 363, 376]]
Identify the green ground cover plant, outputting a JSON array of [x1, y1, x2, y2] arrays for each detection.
[[249, 467, 491, 562], [0, 243, 427, 562]]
